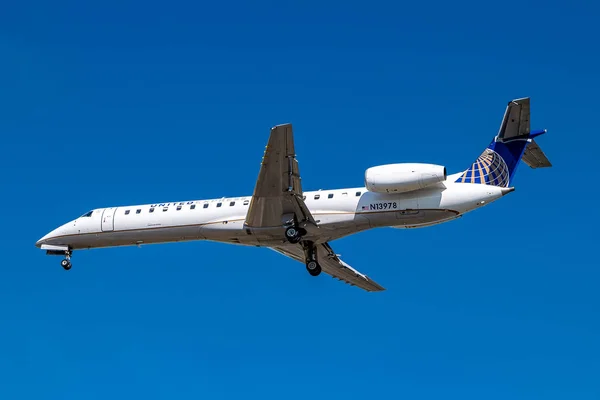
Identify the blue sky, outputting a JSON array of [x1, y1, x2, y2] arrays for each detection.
[[1, 1, 598, 398]]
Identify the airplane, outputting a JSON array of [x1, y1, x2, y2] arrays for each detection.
[[36, 97, 551, 292]]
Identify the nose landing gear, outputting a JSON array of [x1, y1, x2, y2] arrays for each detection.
[[40, 245, 74, 270], [61, 258, 72, 270], [60, 250, 72, 270]]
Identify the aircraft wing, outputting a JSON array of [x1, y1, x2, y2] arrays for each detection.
[[245, 123, 316, 228], [271, 243, 386, 292]]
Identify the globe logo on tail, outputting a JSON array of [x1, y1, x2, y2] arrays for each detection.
[[455, 148, 510, 187]]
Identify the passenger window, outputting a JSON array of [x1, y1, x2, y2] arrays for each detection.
[[328, 194, 334, 199], [190, 205, 196, 210], [125, 210, 130, 215], [149, 208, 155, 213], [217, 203, 222, 207], [342, 192, 348, 196], [355, 191, 361, 196], [163, 207, 168, 212], [243, 200, 249, 206], [314, 194, 320, 200], [176, 205, 182, 211], [230, 201, 235, 206], [136, 209, 141, 214]]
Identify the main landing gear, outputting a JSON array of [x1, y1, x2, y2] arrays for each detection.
[[303, 242, 321, 277], [306, 260, 321, 276], [284, 224, 320, 276], [285, 226, 306, 244]]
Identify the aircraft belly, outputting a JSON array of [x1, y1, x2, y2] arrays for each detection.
[[393, 209, 459, 228], [60, 225, 207, 250], [199, 220, 263, 245], [312, 213, 370, 241], [362, 207, 458, 229]]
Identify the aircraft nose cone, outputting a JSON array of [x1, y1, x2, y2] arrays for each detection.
[[36, 234, 50, 248], [35, 224, 67, 248]]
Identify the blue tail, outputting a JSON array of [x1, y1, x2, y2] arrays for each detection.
[[455, 97, 551, 188]]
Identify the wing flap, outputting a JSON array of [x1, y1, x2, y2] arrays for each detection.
[[318, 243, 385, 292], [271, 243, 385, 292]]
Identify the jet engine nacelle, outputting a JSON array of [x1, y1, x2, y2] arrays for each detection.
[[365, 163, 447, 194]]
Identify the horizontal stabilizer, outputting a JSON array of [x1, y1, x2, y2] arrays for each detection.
[[522, 139, 552, 168]]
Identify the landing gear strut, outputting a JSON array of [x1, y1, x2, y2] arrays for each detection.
[[303, 242, 321, 276], [60, 251, 72, 270]]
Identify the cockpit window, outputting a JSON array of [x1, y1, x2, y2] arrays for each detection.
[[80, 211, 93, 218]]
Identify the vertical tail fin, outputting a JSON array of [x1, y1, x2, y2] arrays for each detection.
[[455, 97, 551, 187]]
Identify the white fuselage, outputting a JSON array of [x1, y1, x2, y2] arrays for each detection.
[[36, 176, 510, 250]]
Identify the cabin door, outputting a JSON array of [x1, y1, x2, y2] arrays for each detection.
[[101, 207, 117, 232]]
